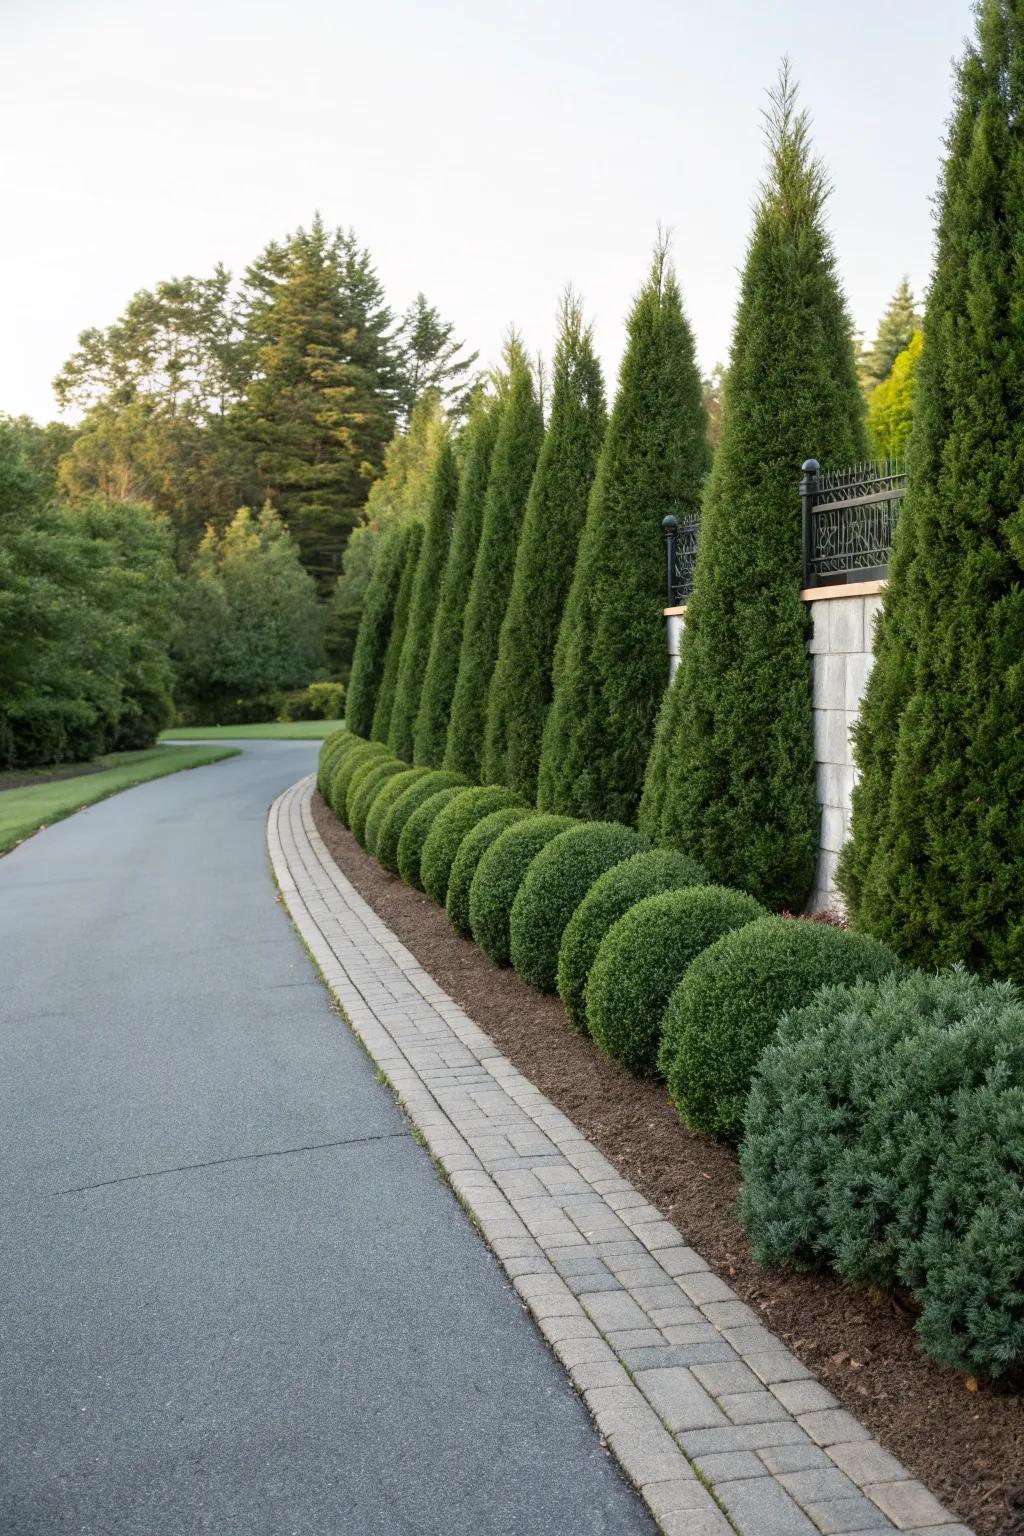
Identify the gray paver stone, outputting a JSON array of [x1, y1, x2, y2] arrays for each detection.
[[581, 1291, 651, 1332], [772, 1380, 841, 1416], [633, 1367, 728, 1432], [805, 1496, 898, 1533], [715, 1475, 819, 1535], [691, 1360, 764, 1396], [779, 1469, 864, 1503], [608, 1426, 692, 1487], [719, 1389, 792, 1425], [694, 1451, 766, 1483], [799, 1409, 873, 1448], [862, 1481, 955, 1530], [642, 1478, 718, 1520], [659, 1508, 735, 1536], [826, 1442, 910, 1489]]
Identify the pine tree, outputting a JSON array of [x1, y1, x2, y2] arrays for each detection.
[[444, 341, 543, 781], [371, 520, 424, 744], [345, 524, 409, 738], [663, 70, 866, 912], [413, 392, 502, 769], [840, 1, 1024, 983], [536, 245, 709, 824], [388, 434, 460, 760], [858, 277, 923, 393], [394, 294, 480, 424], [482, 296, 607, 801]]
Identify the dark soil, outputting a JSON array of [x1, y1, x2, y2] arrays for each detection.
[[0, 762, 105, 792], [312, 792, 1024, 1536]]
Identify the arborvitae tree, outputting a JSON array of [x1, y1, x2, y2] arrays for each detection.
[[371, 520, 424, 744], [637, 660, 685, 840], [857, 277, 923, 393], [444, 340, 543, 781], [659, 73, 866, 912], [413, 393, 502, 768], [840, 1, 1024, 983], [345, 524, 409, 737], [389, 435, 460, 760], [482, 296, 607, 800], [536, 246, 710, 824]]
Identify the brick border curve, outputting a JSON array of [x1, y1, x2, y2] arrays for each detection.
[[268, 775, 970, 1536]]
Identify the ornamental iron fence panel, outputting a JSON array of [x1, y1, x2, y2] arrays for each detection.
[[661, 513, 700, 606], [800, 457, 905, 588]]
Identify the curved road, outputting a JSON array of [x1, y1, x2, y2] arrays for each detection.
[[0, 743, 652, 1536]]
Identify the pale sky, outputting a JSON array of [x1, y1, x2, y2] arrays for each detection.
[[2, 0, 971, 424]]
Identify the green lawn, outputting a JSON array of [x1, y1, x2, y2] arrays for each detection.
[[0, 745, 239, 855], [160, 720, 344, 742]]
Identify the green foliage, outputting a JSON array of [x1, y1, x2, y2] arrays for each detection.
[[342, 751, 400, 829], [363, 767, 430, 859], [280, 681, 345, 722], [329, 739, 389, 819], [345, 525, 408, 737], [389, 436, 460, 760], [414, 393, 501, 767], [637, 663, 685, 842], [857, 277, 923, 392], [661, 915, 901, 1139], [173, 504, 324, 722], [397, 785, 469, 890], [377, 771, 466, 875], [316, 729, 354, 798], [588, 886, 765, 1075], [839, 2, 1024, 984], [740, 968, 1024, 1378], [371, 521, 424, 743], [537, 245, 709, 824], [469, 815, 577, 965], [663, 72, 866, 912], [393, 293, 480, 424], [867, 330, 922, 458], [557, 848, 710, 1031], [483, 297, 607, 799], [445, 807, 533, 938], [421, 786, 525, 906], [509, 822, 644, 993], [349, 759, 407, 847], [445, 341, 543, 781]]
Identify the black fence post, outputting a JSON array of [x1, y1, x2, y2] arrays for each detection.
[[800, 459, 820, 589], [662, 514, 678, 606]]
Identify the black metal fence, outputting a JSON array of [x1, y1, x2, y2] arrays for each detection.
[[660, 459, 905, 606]]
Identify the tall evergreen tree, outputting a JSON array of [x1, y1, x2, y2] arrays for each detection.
[[661, 71, 865, 911], [840, 1, 1024, 983], [393, 294, 480, 424], [413, 393, 502, 768], [371, 520, 424, 744], [857, 277, 923, 393], [389, 434, 460, 760], [482, 296, 607, 800], [537, 246, 709, 824], [346, 523, 409, 738], [444, 342, 543, 781], [236, 215, 397, 589]]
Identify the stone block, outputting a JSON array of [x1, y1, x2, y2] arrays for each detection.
[[691, 1360, 764, 1396], [821, 806, 846, 855], [861, 1480, 954, 1529], [844, 649, 875, 711], [715, 1475, 819, 1535], [829, 596, 865, 653], [863, 594, 883, 641], [771, 1380, 839, 1416], [695, 1450, 766, 1483], [826, 1440, 909, 1488], [812, 653, 847, 710], [798, 1408, 872, 1448], [808, 601, 832, 654], [579, 1289, 649, 1332], [719, 1389, 792, 1424], [633, 1366, 728, 1431]]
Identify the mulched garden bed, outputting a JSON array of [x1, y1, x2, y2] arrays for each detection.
[[312, 791, 1024, 1536]]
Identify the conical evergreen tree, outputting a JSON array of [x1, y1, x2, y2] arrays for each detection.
[[483, 296, 607, 800], [388, 433, 459, 760], [445, 339, 543, 781], [661, 71, 866, 911], [857, 277, 923, 393], [345, 524, 408, 738], [840, 1, 1024, 982], [537, 246, 710, 824], [413, 394, 502, 768], [370, 520, 424, 744]]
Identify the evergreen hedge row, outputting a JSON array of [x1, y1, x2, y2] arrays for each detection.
[[445, 806, 533, 938], [469, 815, 576, 966], [509, 821, 643, 993], [445, 342, 543, 782], [397, 785, 470, 891], [377, 771, 466, 875], [557, 847, 709, 1031], [740, 968, 1024, 1379], [349, 759, 407, 848], [660, 916, 901, 1139], [329, 739, 390, 819], [363, 767, 430, 859], [345, 528, 408, 739], [587, 886, 763, 1074], [317, 728, 351, 798], [421, 785, 525, 907], [371, 521, 424, 744]]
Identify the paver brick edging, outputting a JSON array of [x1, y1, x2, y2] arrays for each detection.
[[268, 776, 972, 1536]]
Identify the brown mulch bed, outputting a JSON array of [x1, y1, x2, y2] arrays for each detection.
[[312, 792, 1024, 1536]]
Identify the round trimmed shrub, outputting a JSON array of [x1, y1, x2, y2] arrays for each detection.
[[329, 739, 389, 820], [397, 786, 468, 890], [509, 821, 643, 993], [469, 815, 576, 966], [661, 915, 902, 1139], [445, 807, 533, 937], [740, 968, 1024, 1379], [363, 767, 430, 858], [421, 786, 525, 907], [316, 728, 351, 798], [348, 759, 408, 847], [377, 771, 465, 875], [557, 848, 709, 1031], [588, 886, 766, 1074]]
